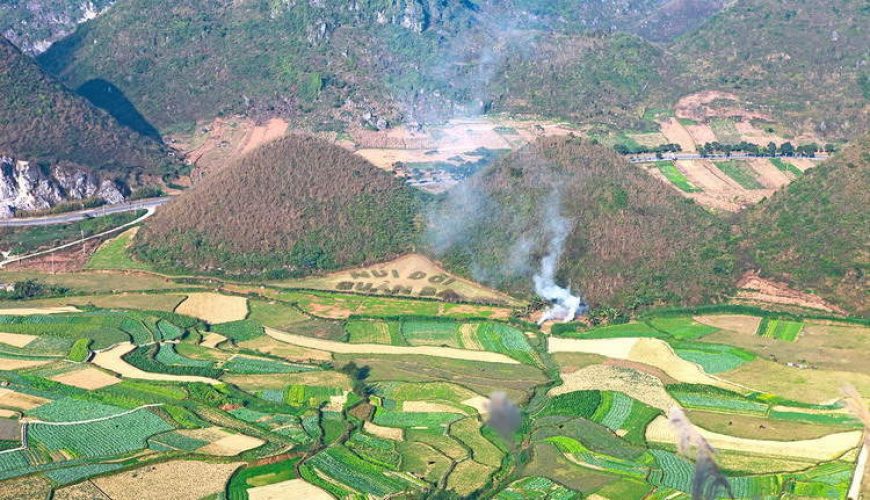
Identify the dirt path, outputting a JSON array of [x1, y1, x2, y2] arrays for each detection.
[[92, 342, 221, 385], [0, 306, 79, 315], [265, 328, 519, 364]]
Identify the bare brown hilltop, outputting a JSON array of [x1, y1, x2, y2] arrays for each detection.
[[134, 135, 421, 278]]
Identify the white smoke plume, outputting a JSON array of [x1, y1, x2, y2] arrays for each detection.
[[534, 199, 586, 324], [668, 407, 733, 500]]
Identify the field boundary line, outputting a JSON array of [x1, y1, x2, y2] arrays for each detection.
[[0, 404, 163, 457]]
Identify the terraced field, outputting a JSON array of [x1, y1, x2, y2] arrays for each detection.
[[0, 266, 865, 499]]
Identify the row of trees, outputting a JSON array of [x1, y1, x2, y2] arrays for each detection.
[[698, 141, 835, 157], [614, 140, 836, 158], [613, 143, 683, 155]]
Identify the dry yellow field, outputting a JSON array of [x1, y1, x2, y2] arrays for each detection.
[[179, 427, 264, 456], [50, 366, 120, 390], [92, 342, 221, 385], [276, 253, 519, 305], [0, 388, 48, 410], [462, 396, 490, 416], [175, 293, 248, 324], [551, 364, 677, 411], [0, 332, 36, 348], [248, 479, 333, 500], [402, 401, 466, 414], [200, 333, 227, 349], [658, 118, 697, 152], [92, 460, 242, 500], [0, 306, 78, 315], [646, 416, 862, 460], [364, 421, 404, 441], [693, 314, 761, 335], [238, 336, 333, 363], [0, 357, 49, 370], [265, 327, 519, 364]]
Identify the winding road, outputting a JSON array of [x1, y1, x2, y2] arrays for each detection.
[[0, 197, 169, 227]]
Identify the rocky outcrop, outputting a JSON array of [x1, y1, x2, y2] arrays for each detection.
[[2, 1, 116, 55], [0, 156, 125, 218]]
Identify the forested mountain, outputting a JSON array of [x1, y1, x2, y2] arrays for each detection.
[[134, 135, 421, 277], [33, 0, 715, 134], [430, 136, 736, 311], [673, 0, 869, 139], [742, 135, 869, 316], [0, 36, 176, 176]]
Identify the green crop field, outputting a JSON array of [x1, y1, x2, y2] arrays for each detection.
[[770, 157, 803, 177], [756, 318, 804, 341], [654, 161, 701, 192], [85, 229, 154, 271], [0, 261, 864, 498], [713, 160, 765, 189], [29, 408, 174, 458]]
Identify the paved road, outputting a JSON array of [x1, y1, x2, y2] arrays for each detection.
[[0, 197, 169, 227], [0, 206, 157, 268], [628, 153, 828, 164]]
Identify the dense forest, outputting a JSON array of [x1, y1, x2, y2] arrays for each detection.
[[742, 133, 869, 316], [430, 136, 737, 311], [134, 135, 422, 278]]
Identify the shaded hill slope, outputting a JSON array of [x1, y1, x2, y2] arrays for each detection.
[[741, 135, 869, 316], [35, 0, 701, 132], [134, 135, 421, 277], [429, 136, 737, 311], [0, 36, 176, 177]]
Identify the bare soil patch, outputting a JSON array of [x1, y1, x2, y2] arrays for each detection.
[[277, 253, 518, 305], [675, 91, 770, 122], [0, 331, 36, 348], [676, 160, 765, 211], [646, 415, 861, 460], [0, 357, 49, 370], [657, 118, 697, 152], [551, 364, 676, 411], [0, 306, 78, 315], [0, 388, 48, 410], [200, 333, 227, 349], [175, 293, 248, 324], [747, 158, 791, 189], [239, 336, 332, 363], [402, 401, 466, 414], [239, 118, 289, 156], [4, 240, 100, 273], [693, 314, 761, 335], [0, 475, 51, 500], [248, 478, 333, 500], [364, 421, 404, 441], [92, 460, 243, 500], [53, 480, 110, 500], [180, 427, 265, 456], [734, 271, 846, 314], [92, 342, 221, 385], [684, 123, 718, 145], [51, 366, 120, 390]]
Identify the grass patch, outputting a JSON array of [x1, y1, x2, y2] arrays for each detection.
[[66, 338, 91, 362], [654, 161, 701, 193], [86, 229, 153, 271], [713, 161, 764, 189], [770, 157, 803, 177]]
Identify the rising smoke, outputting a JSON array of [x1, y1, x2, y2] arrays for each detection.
[[668, 407, 733, 500], [534, 197, 587, 324]]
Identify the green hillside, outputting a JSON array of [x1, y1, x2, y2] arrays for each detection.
[[0, 35, 178, 177], [430, 136, 736, 311], [672, 0, 869, 139], [742, 135, 869, 316], [134, 135, 421, 278]]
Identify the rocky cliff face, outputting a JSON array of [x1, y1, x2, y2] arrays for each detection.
[[0, 156, 125, 217], [1, 1, 116, 55]]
